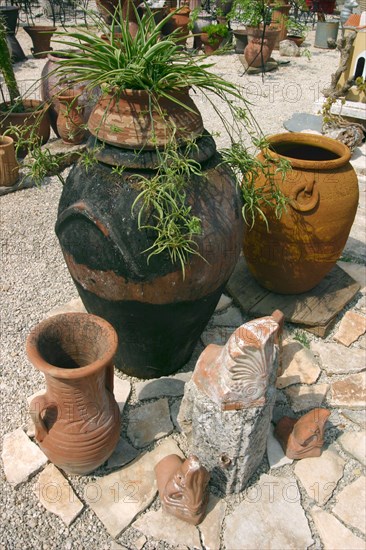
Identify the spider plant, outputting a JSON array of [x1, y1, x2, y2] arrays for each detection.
[[50, 3, 243, 108], [44, 1, 289, 274]]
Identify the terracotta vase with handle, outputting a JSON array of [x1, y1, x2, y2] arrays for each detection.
[[57, 92, 87, 145], [0, 136, 19, 187], [26, 312, 120, 474], [243, 133, 359, 294]]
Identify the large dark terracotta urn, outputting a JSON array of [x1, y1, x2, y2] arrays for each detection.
[[55, 93, 243, 378]]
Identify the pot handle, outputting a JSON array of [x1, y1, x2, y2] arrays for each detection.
[[105, 363, 114, 394], [29, 394, 50, 443], [0, 149, 4, 186], [290, 180, 319, 212]]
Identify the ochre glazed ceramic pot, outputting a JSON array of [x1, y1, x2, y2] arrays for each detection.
[[55, 132, 243, 379], [243, 133, 359, 294], [88, 89, 203, 149], [26, 313, 120, 474]]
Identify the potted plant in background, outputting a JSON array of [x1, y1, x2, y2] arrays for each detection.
[[0, 2, 26, 61], [47, 2, 288, 379], [200, 22, 229, 53], [228, 0, 280, 61], [0, 19, 50, 152], [20, 0, 57, 58], [188, 7, 214, 50]]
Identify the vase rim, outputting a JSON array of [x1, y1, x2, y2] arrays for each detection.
[[0, 135, 14, 147], [263, 132, 351, 170], [26, 312, 118, 379]]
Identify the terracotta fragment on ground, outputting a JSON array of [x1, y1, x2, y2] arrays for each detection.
[[155, 454, 210, 525], [275, 408, 330, 459]]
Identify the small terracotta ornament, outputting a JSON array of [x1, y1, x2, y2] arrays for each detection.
[[275, 408, 330, 459], [155, 454, 210, 525]]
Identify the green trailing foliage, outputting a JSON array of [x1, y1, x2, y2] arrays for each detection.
[[201, 23, 229, 45], [25, 1, 291, 275], [0, 18, 22, 109]]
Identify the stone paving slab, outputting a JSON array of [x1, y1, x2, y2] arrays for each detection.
[[198, 495, 226, 550], [86, 438, 183, 538], [284, 383, 329, 412], [34, 464, 84, 526], [311, 341, 366, 374], [266, 424, 293, 469], [333, 311, 366, 346], [133, 508, 201, 549], [2, 428, 48, 487], [311, 506, 366, 550], [294, 445, 345, 505], [106, 438, 139, 471], [126, 399, 173, 448], [276, 341, 320, 388], [332, 476, 366, 535], [329, 372, 366, 409], [338, 430, 366, 466], [135, 372, 191, 400], [113, 376, 131, 414], [223, 474, 313, 550]]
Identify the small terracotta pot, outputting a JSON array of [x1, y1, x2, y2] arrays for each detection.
[[0, 135, 19, 187], [88, 89, 204, 149], [287, 35, 305, 47], [0, 99, 50, 155], [57, 93, 87, 145], [41, 52, 100, 137], [244, 37, 271, 67], [162, 7, 190, 46], [200, 32, 222, 54], [26, 312, 120, 474], [23, 26, 56, 59]]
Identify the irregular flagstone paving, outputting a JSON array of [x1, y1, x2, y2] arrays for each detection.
[[333, 310, 366, 346], [126, 398, 173, 448], [86, 438, 183, 538], [294, 445, 345, 505], [338, 430, 366, 466], [266, 424, 293, 469], [133, 508, 201, 549], [198, 496, 226, 550], [311, 341, 366, 374], [135, 372, 191, 400], [284, 383, 329, 412], [276, 341, 320, 388], [329, 372, 366, 409], [223, 474, 313, 550], [311, 506, 366, 550], [34, 464, 84, 526], [2, 428, 48, 487], [332, 476, 366, 535]]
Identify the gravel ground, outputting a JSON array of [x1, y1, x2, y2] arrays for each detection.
[[0, 24, 363, 550]]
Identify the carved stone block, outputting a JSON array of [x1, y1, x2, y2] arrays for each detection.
[[154, 454, 210, 525], [275, 408, 330, 459], [178, 310, 284, 495]]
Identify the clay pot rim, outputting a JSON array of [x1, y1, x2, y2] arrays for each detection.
[[0, 135, 14, 147], [26, 312, 118, 379], [0, 99, 50, 118], [23, 25, 57, 32], [263, 132, 352, 170], [97, 87, 192, 102]]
